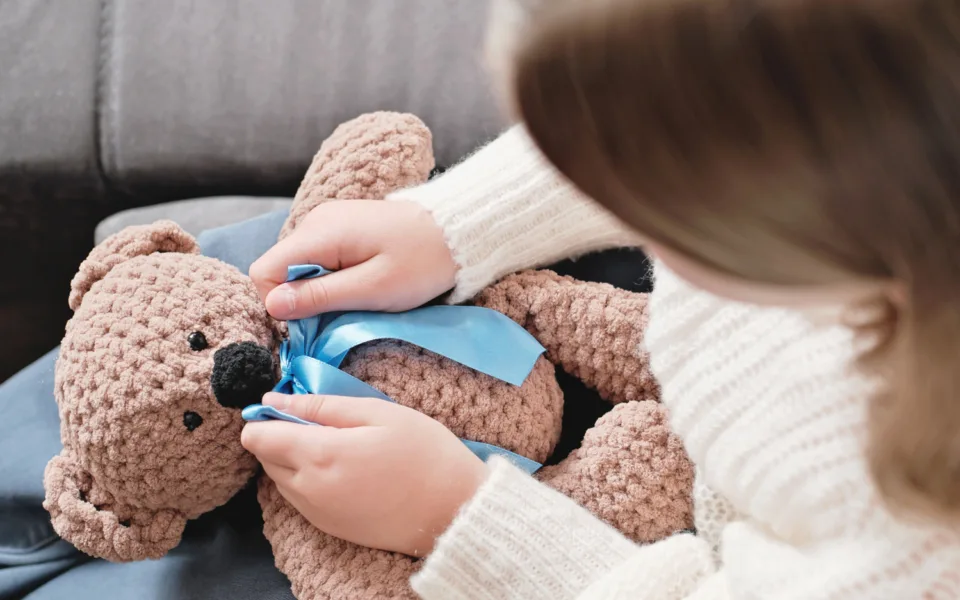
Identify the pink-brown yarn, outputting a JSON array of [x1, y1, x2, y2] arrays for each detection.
[[47, 226, 278, 561], [278, 112, 435, 239], [473, 270, 660, 405], [45, 112, 693, 598], [260, 113, 563, 599]]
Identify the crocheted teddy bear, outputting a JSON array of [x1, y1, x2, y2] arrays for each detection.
[[44, 112, 693, 599]]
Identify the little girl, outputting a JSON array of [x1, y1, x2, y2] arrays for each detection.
[[245, 0, 960, 597]]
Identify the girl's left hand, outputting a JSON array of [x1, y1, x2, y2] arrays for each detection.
[[240, 392, 487, 557]]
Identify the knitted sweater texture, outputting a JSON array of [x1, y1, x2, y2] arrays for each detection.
[[388, 126, 960, 599]]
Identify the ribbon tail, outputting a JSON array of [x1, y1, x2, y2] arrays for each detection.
[[241, 404, 315, 426], [317, 307, 545, 387], [286, 355, 393, 401]]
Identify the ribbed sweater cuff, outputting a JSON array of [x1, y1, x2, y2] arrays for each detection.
[[411, 457, 639, 600], [388, 125, 642, 303]]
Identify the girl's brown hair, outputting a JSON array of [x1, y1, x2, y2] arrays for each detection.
[[507, 0, 960, 521]]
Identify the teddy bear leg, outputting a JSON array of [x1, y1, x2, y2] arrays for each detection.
[[475, 270, 658, 405], [257, 476, 419, 600], [279, 112, 435, 240], [534, 400, 694, 544]]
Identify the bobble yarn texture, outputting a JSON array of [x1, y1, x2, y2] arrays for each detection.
[[44, 112, 693, 599]]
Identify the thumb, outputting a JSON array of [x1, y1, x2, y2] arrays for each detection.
[[264, 259, 392, 319], [263, 392, 397, 428]]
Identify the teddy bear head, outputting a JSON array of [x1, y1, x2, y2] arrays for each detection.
[[44, 220, 282, 561]]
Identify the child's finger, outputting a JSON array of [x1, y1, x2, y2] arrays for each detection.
[[248, 227, 346, 302], [263, 257, 394, 319], [240, 420, 333, 468], [263, 392, 400, 428]]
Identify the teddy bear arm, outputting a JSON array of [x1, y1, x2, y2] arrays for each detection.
[[279, 112, 436, 240], [475, 270, 658, 405], [42, 451, 187, 562], [535, 400, 695, 544]]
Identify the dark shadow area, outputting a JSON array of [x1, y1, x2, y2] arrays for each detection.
[[544, 247, 652, 465]]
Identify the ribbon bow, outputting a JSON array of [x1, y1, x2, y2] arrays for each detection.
[[242, 265, 545, 473]]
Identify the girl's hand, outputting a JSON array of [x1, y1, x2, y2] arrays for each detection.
[[249, 201, 457, 320], [240, 392, 487, 557]]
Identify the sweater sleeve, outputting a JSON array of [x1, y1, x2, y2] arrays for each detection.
[[387, 125, 642, 303], [411, 457, 719, 600], [416, 458, 960, 599]]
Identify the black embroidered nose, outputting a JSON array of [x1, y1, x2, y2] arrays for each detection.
[[211, 342, 276, 409]]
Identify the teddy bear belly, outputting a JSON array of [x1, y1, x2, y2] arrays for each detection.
[[338, 339, 564, 465]]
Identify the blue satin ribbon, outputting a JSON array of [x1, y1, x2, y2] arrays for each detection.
[[242, 265, 544, 474]]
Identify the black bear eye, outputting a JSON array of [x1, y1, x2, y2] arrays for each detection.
[[188, 331, 208, 351], [183, 411, 203, 431]]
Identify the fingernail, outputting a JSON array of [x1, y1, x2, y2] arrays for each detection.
[[263, 393, 289, 409], [278, 285, 297, 316]]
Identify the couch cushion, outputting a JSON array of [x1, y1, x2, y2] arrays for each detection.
[[0, 0, 101, 171], [101, 0, 503, 193], [94, 197, 292, 244]]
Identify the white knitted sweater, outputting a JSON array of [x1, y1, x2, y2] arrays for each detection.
[[389, 126, 960, 599]]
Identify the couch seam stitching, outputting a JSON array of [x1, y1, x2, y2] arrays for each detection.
[[93, 0, 115, 190]]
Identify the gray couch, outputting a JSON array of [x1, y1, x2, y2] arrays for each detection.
[[1, 0, 505, 382]]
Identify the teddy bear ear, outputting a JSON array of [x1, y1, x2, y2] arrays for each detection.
[[43, 451, 187, 561], [68, 220, 200, 311], [279, 111, 435, 240]]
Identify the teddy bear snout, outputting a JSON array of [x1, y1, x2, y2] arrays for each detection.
[[211, 342, 277, 410]]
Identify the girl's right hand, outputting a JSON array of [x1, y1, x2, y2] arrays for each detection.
[[249, 200, 457, 320]]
